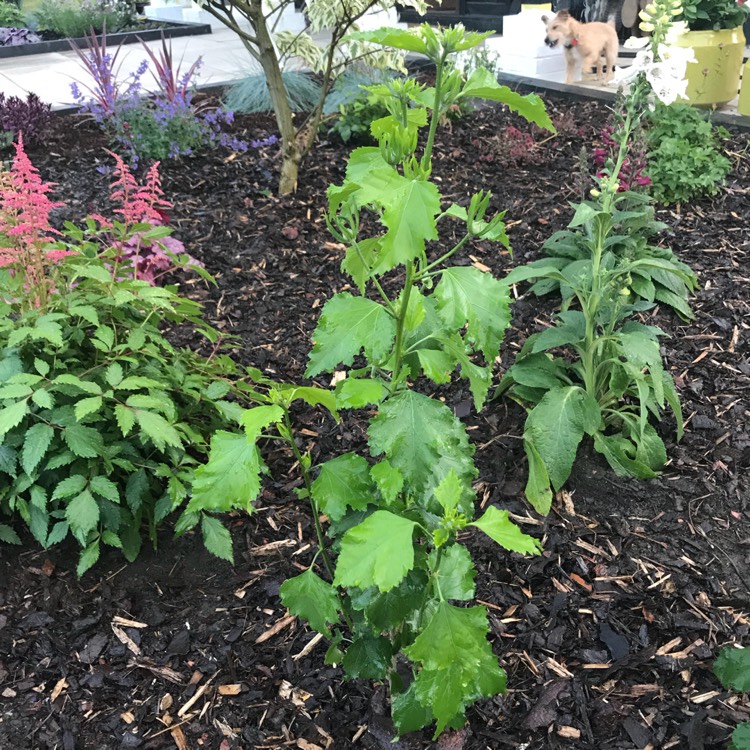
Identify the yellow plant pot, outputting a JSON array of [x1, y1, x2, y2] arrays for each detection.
[[674, 27, 745, 107], [739, 60, 750, 116]]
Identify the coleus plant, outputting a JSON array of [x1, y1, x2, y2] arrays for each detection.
[[188, 24, 554, 738]]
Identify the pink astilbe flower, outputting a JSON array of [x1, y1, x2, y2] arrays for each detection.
[[107, 150, 172, 225], [104, 150, 202, 284], [0, 134, 73, 308]]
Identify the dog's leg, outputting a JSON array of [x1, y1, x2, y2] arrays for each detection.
[[582, 53, 600, 82], [564, 48, 576, 84]]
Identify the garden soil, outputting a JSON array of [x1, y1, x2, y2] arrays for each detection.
[[0, 91, 749, 750]]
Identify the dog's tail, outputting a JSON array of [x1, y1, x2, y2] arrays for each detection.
[[606, 15, 617, 28]]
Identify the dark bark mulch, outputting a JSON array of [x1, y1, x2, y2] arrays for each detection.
[[1, 92, 749, 750]]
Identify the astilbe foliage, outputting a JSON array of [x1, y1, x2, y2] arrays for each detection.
[[95, 150, 202, 283], [0, 93, 53, 146], [0, 134, 71, 309]]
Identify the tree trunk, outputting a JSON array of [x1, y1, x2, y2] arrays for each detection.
[[248, 0, 302, 194]]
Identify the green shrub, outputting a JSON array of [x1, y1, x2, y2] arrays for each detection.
[[0, 1, 25, 27], [645, 103, 731, 204], [33, 0, 135, 37], [0, 142, 254, 574]]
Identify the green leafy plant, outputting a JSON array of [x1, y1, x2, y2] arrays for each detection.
[[498, 36, 693, 513], [645, 102, 731, 205], [0, 142, 255, 573], [715, 647, 750, 750], [679, 0, 750, 30], [519, 191, 697, 320], [34, 0, 136, 37], [0, 1, 25, 27], [189, 23, 555, 738]]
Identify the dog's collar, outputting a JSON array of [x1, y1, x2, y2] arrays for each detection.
[[564, 38, 578, 49]]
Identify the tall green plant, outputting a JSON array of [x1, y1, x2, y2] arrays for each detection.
[[189, 24, 555, 738], [497, 0, 695, 513]]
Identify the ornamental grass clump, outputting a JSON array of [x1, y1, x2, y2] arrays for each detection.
[[0, 140, 257, 573], [499, 0, 698, 511], [71, 31, 247, 167]]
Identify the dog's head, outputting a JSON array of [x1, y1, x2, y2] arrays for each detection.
[[542, 10, 573, 48]]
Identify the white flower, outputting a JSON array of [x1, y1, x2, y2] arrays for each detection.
[[646, 63, 689, 104], [611, 48, 654, 85], [624, 36, 650, 50], [664, 20, 688, 44]]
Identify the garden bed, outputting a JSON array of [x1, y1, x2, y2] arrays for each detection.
[[0, 93, 748, 749], [0, 19, 211, 59]]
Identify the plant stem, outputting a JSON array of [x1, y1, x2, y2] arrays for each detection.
[[421, 54, 446, 173], [281, 407, 354, 632], [390, 261, 414, 391]]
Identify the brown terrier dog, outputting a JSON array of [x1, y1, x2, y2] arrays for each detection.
[[542, 10, 619, 85]]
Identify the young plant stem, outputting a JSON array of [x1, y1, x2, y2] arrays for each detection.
[[418, 232, 471, 278], [580, 92, 636, 400], [420, 54, 446, 173], [389, 260, 414, 391], [280, 407, 354, 631]]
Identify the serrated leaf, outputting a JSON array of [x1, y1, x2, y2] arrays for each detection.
[[470, 505, 541, 555], [392, 683, 434, 736], [342, 634, 392, 680], [31, 389, 54, 409], [115, 404, 135, 436], [134, 410, 182, 451], [368, 391, 476, 513], [52, 374, 102, 395], [66, 489, 100, 538], [459, 68, 555, 132], [280, 568, 340, 635], [105, 362, 124, 387], [277, 386, 338, 417], [334, 510, 416, 592], [0, 523, 21, 544], [47, 521, 69, 546], [0, 383, 33, 398], [335, 378, 385, 409], [312, 453, 373, 522], [730, 724, 750, 750], [53, 474, 87, 499], [306, 293, 396, 377], [64, 424, 104, 458], [715, 648, 750, 692], [378, 179, 441, 272], [187, 431, 262, 514], [406, 601, 489, 671], [200, 514, 233, 563], [416, 348, 454, 384], [77, 540, 100, 577], [74, 396, 103, 421], [370, 460, 403, 504], [0, 399, 29, 437], [348, 27, 429, 54], [434, 267, 511, 363], [90, 476, 119, 504], [434, 469, 462, 513], [431, 544, 476, 601], [240, 404, 284, 440], [33, 358, 50, 377], [21, 423, 54, 476], [115, 376, 164, 391], [69, 304, 100, 325]]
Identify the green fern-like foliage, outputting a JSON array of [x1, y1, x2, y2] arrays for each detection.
[[223, 71, 322, 114]]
